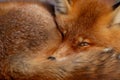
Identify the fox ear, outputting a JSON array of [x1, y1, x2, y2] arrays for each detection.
[[111, 6, 120, 25], [40, 0, 71, 14], [51, 0, 71, 14], [99, 0, 115, 6], [54, 0, 71, 14]]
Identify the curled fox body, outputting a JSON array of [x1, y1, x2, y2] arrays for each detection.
[[0, 1, 62, 80], [0, 0, 120, 80]]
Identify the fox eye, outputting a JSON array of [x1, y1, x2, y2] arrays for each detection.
[[78, 42, 89, 47]]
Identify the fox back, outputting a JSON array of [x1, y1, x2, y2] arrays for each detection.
[[0, 2, 62, 79]]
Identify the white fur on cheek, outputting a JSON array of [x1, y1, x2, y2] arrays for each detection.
[[103, 47, 113, 53]]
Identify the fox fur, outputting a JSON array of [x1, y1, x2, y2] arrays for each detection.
[[0, 0, 120, 80]]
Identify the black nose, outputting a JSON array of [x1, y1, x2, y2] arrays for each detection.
[[47, 56, 56, 60]]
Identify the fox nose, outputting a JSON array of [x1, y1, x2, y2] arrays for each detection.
[[47, 56, 56, 60]]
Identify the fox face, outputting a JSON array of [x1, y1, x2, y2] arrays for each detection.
[[40, 0, 120, 78], [44, 0, 120, 59]]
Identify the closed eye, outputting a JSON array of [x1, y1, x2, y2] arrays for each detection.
[[78, 42, 90, 47]]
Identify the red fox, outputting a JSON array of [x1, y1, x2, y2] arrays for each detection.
[[0, 0, 120, 80], [50, 0, 120, 57]]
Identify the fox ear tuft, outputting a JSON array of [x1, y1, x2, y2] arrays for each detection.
[[54, 0, 71, 15], [111, 7, 120, 25], [40, 0, 71, 14]]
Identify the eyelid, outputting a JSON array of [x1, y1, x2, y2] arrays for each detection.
[[84, 39, 90, 43], [78, 38, 91, 47], [79, 42, 90, 46]]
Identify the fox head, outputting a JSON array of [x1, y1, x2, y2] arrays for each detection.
[[45, 0, 120, 59]]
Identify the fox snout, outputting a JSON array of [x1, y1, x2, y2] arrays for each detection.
[[50, 40, 114, 61], [51, 43, 72, 59]]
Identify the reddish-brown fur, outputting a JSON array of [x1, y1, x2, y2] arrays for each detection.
[[0, 1, 62, 79], [0, 0, 120, 80], [55, 0, 120, 57]]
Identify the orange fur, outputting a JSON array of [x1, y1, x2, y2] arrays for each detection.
[[0, 0, 120, 80], [54, 0, 120, 57]]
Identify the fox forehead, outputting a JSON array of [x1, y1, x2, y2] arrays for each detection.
[[61, 0, 112, 32], [60, 1, 114, 42]]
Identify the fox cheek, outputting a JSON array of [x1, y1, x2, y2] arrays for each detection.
[[103, 47, 114, 53]]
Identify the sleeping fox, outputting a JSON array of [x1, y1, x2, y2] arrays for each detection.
[[48, 0, 120, 57], [0, 0, 120, 80]]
